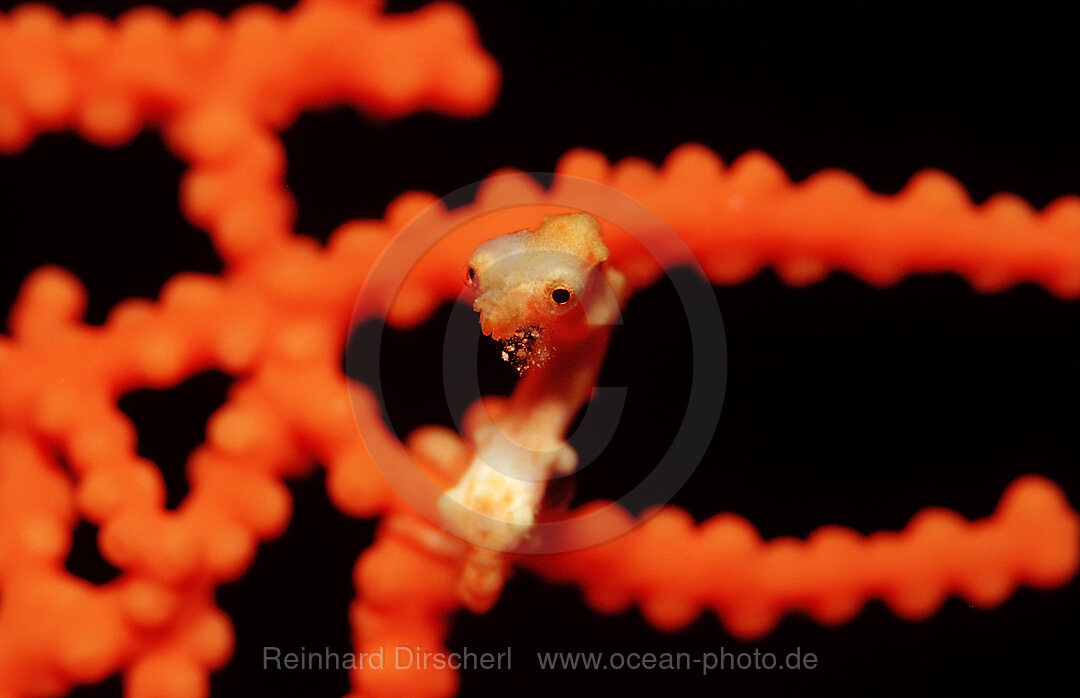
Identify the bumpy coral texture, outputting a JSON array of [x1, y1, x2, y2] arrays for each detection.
[[0, 1, 1077, 697]]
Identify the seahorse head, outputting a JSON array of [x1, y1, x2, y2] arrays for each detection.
[[466, 213, 608, 337], [465, 213, 611, 370]]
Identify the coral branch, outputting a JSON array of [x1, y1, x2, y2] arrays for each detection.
[[525, 475, 1079, 637], [377, 146, 1080, 329], [350, 518, 463, 698], [0, 2, 499, 696], [0, 0, 498, 149]]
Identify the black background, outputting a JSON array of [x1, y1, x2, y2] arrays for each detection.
[[2, 1, 1078, 696]]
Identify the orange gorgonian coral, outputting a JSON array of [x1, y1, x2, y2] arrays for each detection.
[[0, 1, 1077, 697]]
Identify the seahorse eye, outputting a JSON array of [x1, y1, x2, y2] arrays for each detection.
[[551, 287, 572, 305], [466, 266, 477, 285]]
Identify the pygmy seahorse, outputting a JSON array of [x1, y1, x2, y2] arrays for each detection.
[[438, 212, 625, 610]]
